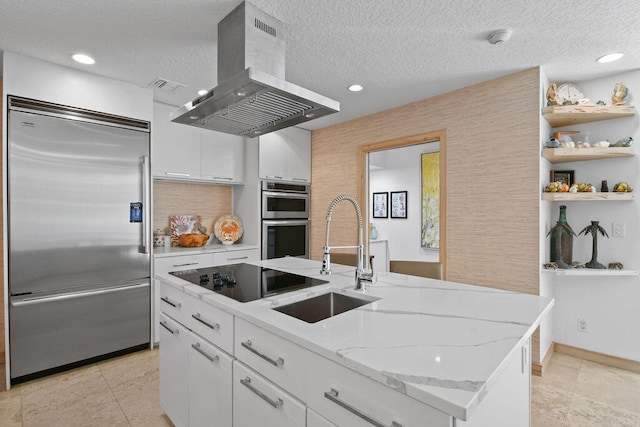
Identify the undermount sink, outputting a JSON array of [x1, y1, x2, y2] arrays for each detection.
[[272, 292, 377, 323]]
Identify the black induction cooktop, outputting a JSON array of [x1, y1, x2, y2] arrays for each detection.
[[169, 263, 328, 303]]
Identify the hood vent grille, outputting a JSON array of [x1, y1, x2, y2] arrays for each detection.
[[171, 1, 339, 137], [255, 18, 276, 37]]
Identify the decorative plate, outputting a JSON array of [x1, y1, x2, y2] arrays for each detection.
[[556, 84, 584, 104], [214, 214, 243, 245], [170, 215, 203, 246]]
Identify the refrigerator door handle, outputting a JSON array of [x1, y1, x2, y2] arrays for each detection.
[[10, 282, 149, 307], [139, 155, 150, 254]]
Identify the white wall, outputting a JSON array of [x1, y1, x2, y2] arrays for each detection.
[[369, 142, 439, 262], [2, 51, 152, 120], [543, 69, 640, 362]]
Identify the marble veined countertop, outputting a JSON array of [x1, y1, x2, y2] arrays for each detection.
[[158, 257, 553, 420]]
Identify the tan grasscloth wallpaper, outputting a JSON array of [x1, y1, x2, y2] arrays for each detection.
[[310, 68, 542, 363]]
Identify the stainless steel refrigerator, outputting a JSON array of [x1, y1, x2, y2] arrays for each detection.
[[7, 97, 151, 382]]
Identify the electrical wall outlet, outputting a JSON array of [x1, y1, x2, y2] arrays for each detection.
[[577, 318, 588, 333], [612, 222, 626, 237]]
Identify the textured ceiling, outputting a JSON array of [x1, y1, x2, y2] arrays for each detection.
[[0, 0, 638, 130]]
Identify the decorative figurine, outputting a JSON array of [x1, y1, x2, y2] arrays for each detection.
[[546, 83, 560, 106], [613, 136, 633, 147], [546, 137, 559, 148], [601, 180, 609, 192], [612, 82, 628, 106], [596, 100, 606, 106], [579, 221, 609, 269]]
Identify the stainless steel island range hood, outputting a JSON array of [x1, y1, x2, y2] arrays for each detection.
[[171, 1, 340, 137]]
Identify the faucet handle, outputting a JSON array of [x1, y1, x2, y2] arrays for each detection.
[[320, 248, 332, 275]]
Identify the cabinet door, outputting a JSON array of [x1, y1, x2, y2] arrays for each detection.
[[152, 102, 202, 180], [188, 332, 233, 427], [259, 131, 287, 180], [233, 361, 306, 427], [456, 339, 531, 427], [201, 130, 245, 184], [285, 127, 311, 183], [159, 313, 189, 427]]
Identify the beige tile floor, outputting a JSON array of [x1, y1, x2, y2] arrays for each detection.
[[532, 353, 640, 426], [0, 349, 639, 426]]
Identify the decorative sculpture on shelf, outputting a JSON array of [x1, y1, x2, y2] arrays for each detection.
[[612, 82, 628, 106], [546, 82, 560, 106], [547, 205, 576, 269], [579, 221, 609, 269]]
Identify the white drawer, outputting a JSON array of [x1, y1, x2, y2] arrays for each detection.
[[233, 360, 306, 427], [159, 283, 187, 323], [212, 248, 259, 266], [307, 408, 336, 427], [154, 253, 215, 275], [235, 317, 308, 401], [307, 353, 450, 427], [183, 296, 234, 354]]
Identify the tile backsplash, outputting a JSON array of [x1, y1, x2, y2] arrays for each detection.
[[153, 181, 232, 238]]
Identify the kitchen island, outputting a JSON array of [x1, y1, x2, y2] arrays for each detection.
[[157, 257, 553, 426]]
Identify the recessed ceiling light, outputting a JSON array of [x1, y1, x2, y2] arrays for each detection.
[[348, 84, 363, 92], [71, 53, 95, 65], [597, 53, 624, 63], [197, 89, 208, 96]]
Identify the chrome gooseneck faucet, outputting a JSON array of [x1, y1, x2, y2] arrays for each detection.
[[320, 194, 374, 290]]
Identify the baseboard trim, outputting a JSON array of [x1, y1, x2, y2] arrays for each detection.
[[532, 343, 555, 377], [554, 342, 640, 374]]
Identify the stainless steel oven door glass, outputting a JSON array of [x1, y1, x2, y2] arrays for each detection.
[[262, 220, 310, 259], [261, 181, 310, 219]]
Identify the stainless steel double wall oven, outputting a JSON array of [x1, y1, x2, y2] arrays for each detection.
[[261, 181, 310, 259]]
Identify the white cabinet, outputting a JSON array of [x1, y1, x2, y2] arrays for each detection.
[[201, 130, 244, 184], [183, 294, 234, 354], [153, 102, 202, 180], [153, 102, 244, 184], [235, 317, 308, 400], [233, 360, 306, 427], [259, 127, 311, 183], [212, 248, 259, 266], [188, 332, 233, 427], [306, 351, 450, 426], [159, 313, 190, 427], [307, 409, 336, 427]]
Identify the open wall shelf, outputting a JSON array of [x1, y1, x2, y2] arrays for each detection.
[[542, 105, 635, 127]]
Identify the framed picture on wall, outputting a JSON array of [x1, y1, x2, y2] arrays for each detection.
[[372, 192, 388, 218], [390, 191, 408, 219]]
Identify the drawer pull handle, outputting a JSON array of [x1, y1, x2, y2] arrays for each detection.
[[227, 256, 248, 261], [240, 377, 283, 409], [241, 340, 284, 367], [159, 320, 178, 335], [160, 296, 181, 309], [212, 176, 233, 180], [324, 388, 402, 427], [172, 262, 199, 267], [191, 342, 219, 363], [192, 313, 220, 330]]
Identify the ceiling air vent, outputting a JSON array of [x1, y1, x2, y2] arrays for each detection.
[[148, 77, 187, 92]]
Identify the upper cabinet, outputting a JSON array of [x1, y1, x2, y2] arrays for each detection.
[[152, 102, 244, 184], [152, 102, 202, 180], [259, 127, 311, 183], [201, 131, 244, 184]]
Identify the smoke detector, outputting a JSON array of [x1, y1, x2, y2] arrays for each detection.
[[488, 30, 511, 45]]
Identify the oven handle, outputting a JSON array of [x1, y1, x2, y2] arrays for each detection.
[[262, 219, 310, 227], [262, 190, 310, 200]]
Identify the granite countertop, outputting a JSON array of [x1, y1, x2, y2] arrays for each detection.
[[152, 243, 259, 258], [157, 257, 554, 420]]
